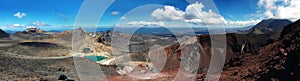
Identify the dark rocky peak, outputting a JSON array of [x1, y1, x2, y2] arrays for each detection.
[[247, 19, 292, 34], [0, 29, 9, 38], [71, 27, 87, 39], [73, 27, 86, 34]]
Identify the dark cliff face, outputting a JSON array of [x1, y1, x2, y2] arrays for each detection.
[[199, 33, 270, 54], [226, 33, 267, 53], [277, 19, 300, 80], [0, 29, 9, 38], [246, 19, 292, 34], [280, 19, 300, 39]]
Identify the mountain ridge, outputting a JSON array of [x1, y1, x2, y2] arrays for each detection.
[[246, 19, 292, 34]]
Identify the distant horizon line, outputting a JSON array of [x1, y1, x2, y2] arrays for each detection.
[[0, 25, 254, 29]]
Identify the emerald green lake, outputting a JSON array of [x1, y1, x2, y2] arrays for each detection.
[[84, 56, 106, 62]]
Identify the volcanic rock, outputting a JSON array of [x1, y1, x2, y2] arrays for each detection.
[[218, 19, 300, 80], [280, 19, 300, 39], [96, 30, 112, 46], [23, 28, 44, 34]]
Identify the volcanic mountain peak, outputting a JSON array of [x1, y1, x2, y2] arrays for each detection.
[[0, 29, 9, 38], [247, 19, 292, 34], [74, 27, 85, 33], [54, 28, 85, 36]]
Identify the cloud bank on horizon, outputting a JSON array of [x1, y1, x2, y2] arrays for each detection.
[[149, 2, 261, 26], [0, 0, 299, 30]]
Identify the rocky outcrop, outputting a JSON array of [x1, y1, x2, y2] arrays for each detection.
[[96, 30, 112, 46], [11, 28, 49, 40], [0, 29, 9, 38], [246, 19, 292, 34], [23, 28, 44, 34]]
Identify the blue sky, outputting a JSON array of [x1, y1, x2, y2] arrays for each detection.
[[0, 0, 299, 30]]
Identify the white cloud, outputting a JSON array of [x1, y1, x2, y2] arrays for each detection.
[[6, 24, 24, 27], [184, 3, 228, 25], [184, 19, 260, 26], [11, 24, 21, 27], [258, 0, 300, 21], [120, 16, 126, 20], [29, 21, 50, 26], [264, 10, 274, 18], [127, 21, 164, 27], [258, 0, 278, 10], [13, 12, 26, 19], [151, 6, 184, 21], [227, 20, 261, 26], [184, 2, 205, 19], [151, 2, 258, 26], [111, 11, 119, 16]]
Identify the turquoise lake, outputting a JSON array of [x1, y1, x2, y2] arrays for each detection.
[[84, 56, 106, 62]]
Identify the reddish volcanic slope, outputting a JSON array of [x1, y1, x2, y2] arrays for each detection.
[[107, 20, 300, 81], [220, 19, 300, 80]]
